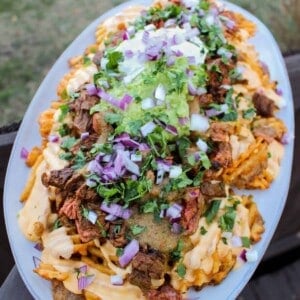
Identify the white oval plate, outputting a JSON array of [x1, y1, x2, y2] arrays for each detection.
[[4, 1, 294, 299]]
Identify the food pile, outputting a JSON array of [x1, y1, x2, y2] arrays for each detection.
[[19, 0, 287, 299]]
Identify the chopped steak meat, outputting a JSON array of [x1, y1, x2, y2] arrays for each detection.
[[181, 188, 204, 235], [108, 221, 128, 248], [129, 250, 166, 291], [59, 197, 78, 219], [75, 184, 99, 203], [92, 111, 113, 142], [210, 142, 232, 169], [209, 122, 234, 142], [252, 92, 276, 117], [200, 181, 226, 198], [147, 285, 183, 300], [64, 173, 85, 195], [92, 50, 104, 66], [42, 167, 74, 188], [75, 216, 102, 243], [197, 93, 213, 107]]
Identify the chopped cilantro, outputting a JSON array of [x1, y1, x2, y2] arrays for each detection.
[[243, 108, 256, 119], [176, 263, 186, 278], [106, 51, 124, 71], [72, 150, 86, 170], [193, 171, 204, 186], [130, 225, 146, 235], [59, 152, 73, 161], [58, 104, 69, 122], [53, 219, 62, 230], [60, 137, 77, 151], [90, 103, 102, 115], [222, 237, 228, 245], [199, 152, 211, 169], [200, 226, 207, 235], [81, 206, 89, 219], [170, 239, 184, 262], [199, 0, 210, 10], [164, 172, 193, 192], [104, 112, 123, 125], [241, 236, 251, 248], [58, 123, 70, 137], [177, 137, 191, 160], [116, 248, 124, 257], [97, 185, 121, 201], [90, 143, 113, 155], [142, 200, 159, 213], [128, 119, 144, 136], [83, 56, 92, 66], [268, 152, 272, 158], [204, 200, 221, 224], [218, 207, 236, 232]]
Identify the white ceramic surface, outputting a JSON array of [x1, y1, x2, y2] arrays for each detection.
[[4, 1, 294, 299]]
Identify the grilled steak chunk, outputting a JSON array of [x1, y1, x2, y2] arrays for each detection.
[[252, 92, 276, 117], [42, 167, 74, 188], [147, 285, 183, 300], [200, 181, 226, 197]]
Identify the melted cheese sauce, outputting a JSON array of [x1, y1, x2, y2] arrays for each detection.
[[267, 140, 284, 178]]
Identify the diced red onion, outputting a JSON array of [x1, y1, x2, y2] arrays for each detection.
[[157, 159, 171, 172], [239, 249, 247, 262], [102, 166, 118, 181], [166, 203, 183, 220], [186, 69, 194, 78], [156, 169, 165, 184], [276, 88, 283, 96], [186, 28, 200, 40], [124, 50, 134, 58], [87, 210, 98, 224], [126, 25, 135, 36], [110, 275, 124, 286], [155, 84, 166, 101], [205, 14, 215, 26], [165, 125, 178, 136], [130, 153, 142, 162], [141, 97, 155, 110], [100, 203, 132, 220], [142, 30, 150, 44], [80, 132, 89, 140], [88, 160, 102, 176], [188, 189, 200, 198], [48, 134, 59, 143], [231, 236, 243, 248], [188, 81, 197, 95], [220, 104, 229, 113], [102, 154, 112, 163], [196, 138, 208, 152], [205, 108, 222, 117], [171, 33, 185, 45], [144, 24, 156, 31], [245, 249, 258, 262], [123, 155, 140, 176], [78, 265, 88, 274], [122, 31, 129, 40], [119, 239, 139, 267], [179, 117, 189, 125], [139, 143, 150, 151], [224, 18, 236, 30], [182, 21, 191, 30], [145, 42, 163, 61], [190, 114, 210, 132], [159, 208, 165, 218], [172, 49, 184, 57], [115, 133, 140, 149], [164, 18, 176, 28], [86, 83, 99, 96], [187, 56, 196, 65], [166, 55, 176, 66], [105, 214, 118, 221], [32, 256, 41, 268], [34, 243, 43, 252], [197, 87, 207, 96], [281, 132, 294, 145], [114, 151, 124, 176], [141, 121, 156, 137], [119, 94, 133, 110], [171, 223, 182, 234], [86, 178, 98, 188], [217, 47, 233, 59], [78, 274, 95, 290], [169, 165, 182, 178], [20, 147, 29, 159]]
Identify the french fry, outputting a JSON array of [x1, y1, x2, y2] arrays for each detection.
[[34, 263, 69, 281]]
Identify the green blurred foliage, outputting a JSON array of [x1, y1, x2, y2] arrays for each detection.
[[0, 0, 299, 126]]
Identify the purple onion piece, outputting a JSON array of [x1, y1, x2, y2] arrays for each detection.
[[142, 30, 150, 44], [276, 88, 283, 96], [165, 125, 178, 135], [20, 147, 29, 160], [105, 214, 118, 221], [166, 203, 183, 220], [239, 249, 247, 262], [78, 274, 95, 290], [48, 134, 59, 143], [124, 50, 134, 58], [86, 83, 99, 96], [100, 203, 132, 220], [88, 160, 103, 176], [80, 132, 89, 140], [171, 222, 182, 234], [34, 243, 43, 252], [122, 31, 129, 40], [188, 82, 197, 95], [119, 239, 139, 267], [205, 108, 223, 117], [33, 256, 41, 268], [110, 275, 124, 286], [164, 18, 176, 28], [179, 117, 189, 125], [78, 265, 88, 274]]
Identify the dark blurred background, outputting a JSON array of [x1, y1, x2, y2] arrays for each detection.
[[0, 0, 299, 127]]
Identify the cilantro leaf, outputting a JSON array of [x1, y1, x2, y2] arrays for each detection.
[[58, 104, 69, 122], [200, 226, 208, 235], [104, 112, 123, 125], [218, 208, 236, 232], [199, 152, 211, 169], [72, 150, 86, 170], [97, 185, 121, 201], [106, 51, 124, 71], [142, 200, 159, 213], [204, 200, 221, 224], [241, 236, 251, 248], [60, 137, 77, 151], [243, 108, 256, 120], [176, 263, 186, 278], [170, 240, 184, 262], [130, 225, 146, 235], [116, 248, 124, 257]]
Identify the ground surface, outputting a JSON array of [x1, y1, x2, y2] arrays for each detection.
[[0, 0, 299, 126]]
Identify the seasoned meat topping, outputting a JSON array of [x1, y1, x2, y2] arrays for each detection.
[[42, 167, 74, 188], [252, 92, 276, 117]]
